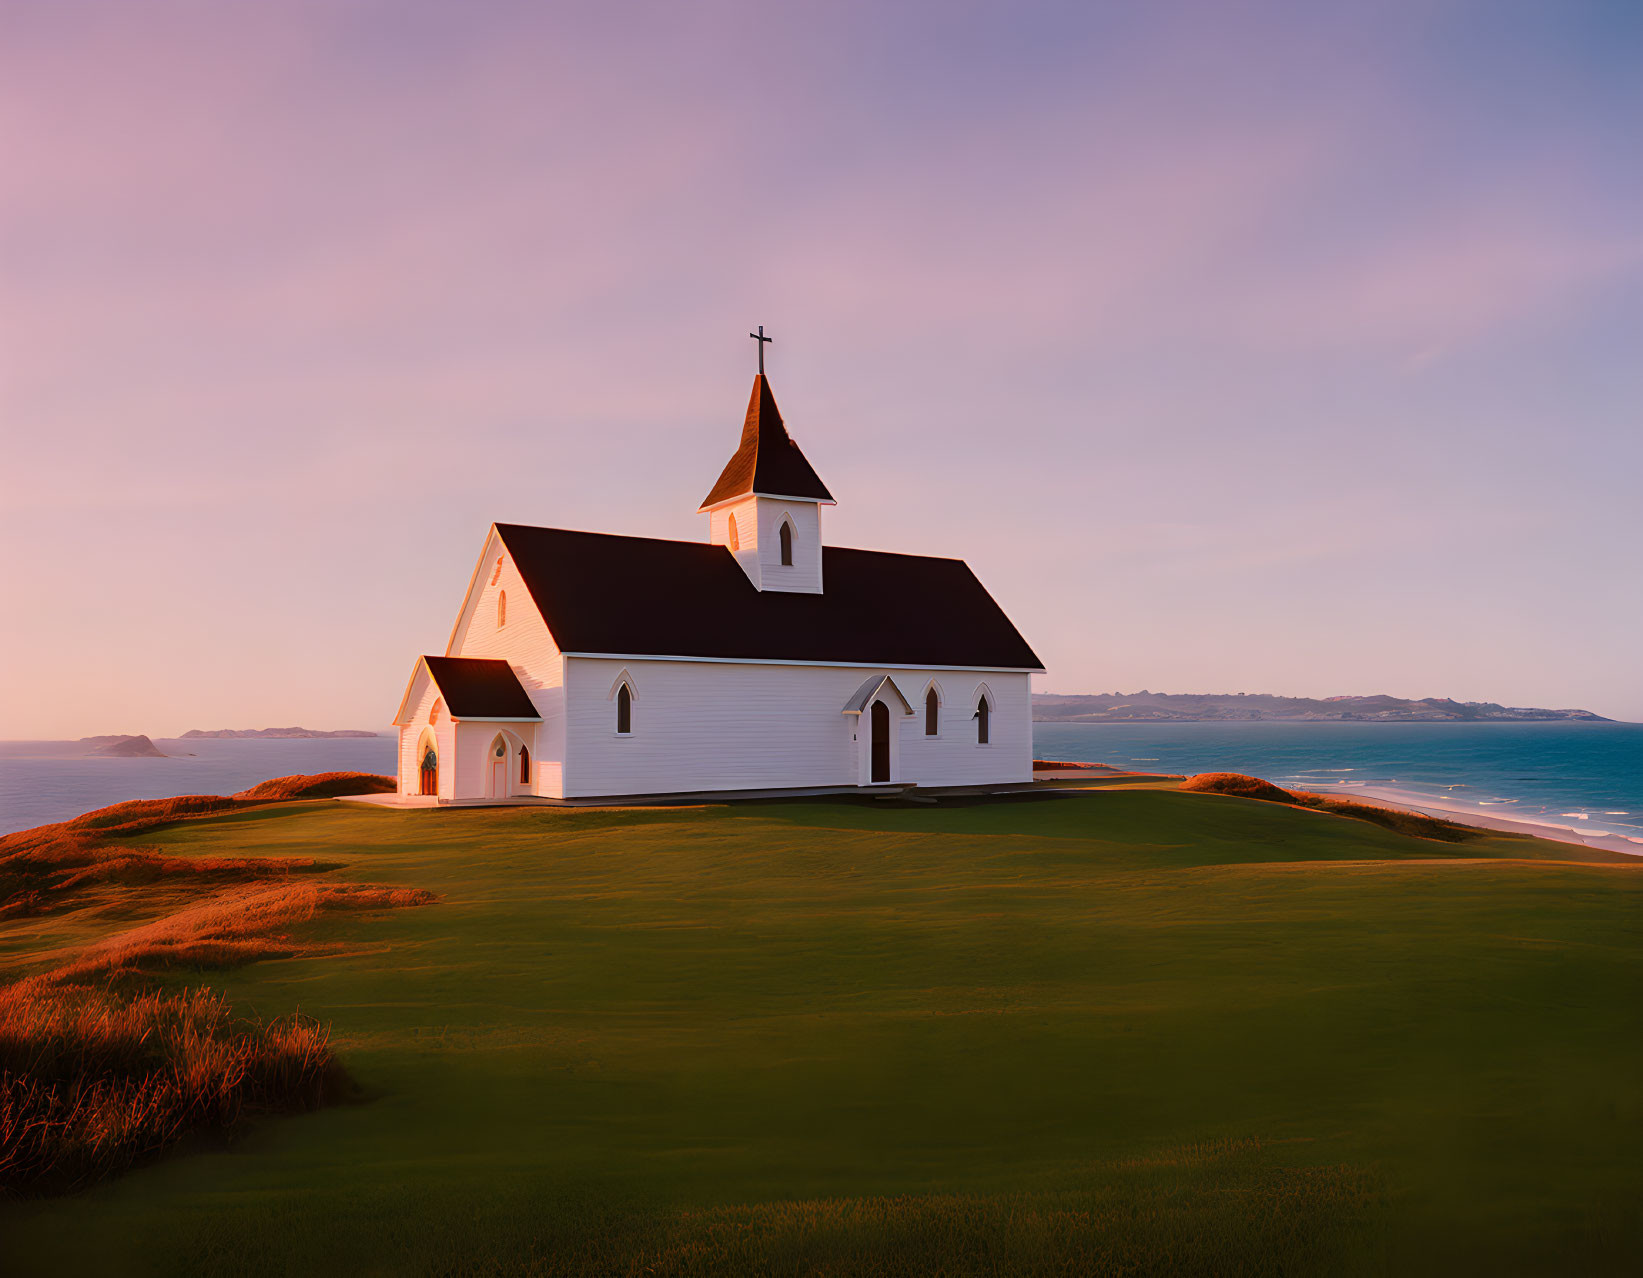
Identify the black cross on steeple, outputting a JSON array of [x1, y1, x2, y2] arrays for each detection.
[[749, 324, 772, 375]]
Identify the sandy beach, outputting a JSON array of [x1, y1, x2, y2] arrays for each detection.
[[1311, 783, 1643, 858]]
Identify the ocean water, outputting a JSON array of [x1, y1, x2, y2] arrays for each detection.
[[0, 737, 398, 836], [4, 724, 1640, 845], [1034, 720, 1643, 844]]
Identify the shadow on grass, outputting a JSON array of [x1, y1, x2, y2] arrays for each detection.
[[175, 1137, 1380, 1277]]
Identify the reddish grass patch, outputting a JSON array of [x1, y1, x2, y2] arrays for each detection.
[[0, 979, 343, 1197], [47, 881, 439, 983], [233, 772, 395, 801], [1, 783, 436, 1195], [1182, 773, 1479, 843], [0, 774, 395, 853], [0, 836, 338, 922]]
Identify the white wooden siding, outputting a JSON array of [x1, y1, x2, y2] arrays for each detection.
[[396, 670, 456, 798], [445, 527, 568, 795], [708, 497, 822, 593], [563, 658, 1030, 797]]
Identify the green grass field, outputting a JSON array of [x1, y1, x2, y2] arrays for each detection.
[[4, 785, 1641, 1275]]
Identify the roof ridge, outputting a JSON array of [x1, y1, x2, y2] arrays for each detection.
[[495, 523, 728, 549], [497, 523, 970, 567]]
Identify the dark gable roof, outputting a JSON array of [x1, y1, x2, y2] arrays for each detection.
[[699, 375, 835, 510], [495, 524, 1043, 670], [423, 656, 540, 719]]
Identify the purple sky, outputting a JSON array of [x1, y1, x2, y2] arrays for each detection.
[[3, 0, 1640, 737]]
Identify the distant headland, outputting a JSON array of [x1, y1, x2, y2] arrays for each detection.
[[1033, 692, 1611, 723], [179, 728, 384, 739]]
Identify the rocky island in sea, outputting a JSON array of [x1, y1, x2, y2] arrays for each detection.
[[80, 734, 168, 757], [1033, 692, 1611, 723]]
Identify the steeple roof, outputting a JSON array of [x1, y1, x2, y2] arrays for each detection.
[[698, 375, 835, 511]]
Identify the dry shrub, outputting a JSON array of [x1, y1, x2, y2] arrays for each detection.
[[1182, 773, 1479, 844], [0, 979, 343, 1197], [233, 773, 394, 801], [1181, 772, 1299, 803], [47, 882, 439, 983]]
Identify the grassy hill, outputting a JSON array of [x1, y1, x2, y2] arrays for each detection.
[[3, 785, 1641, 1275]]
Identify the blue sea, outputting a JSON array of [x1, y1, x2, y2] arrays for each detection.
[[1035, 721, 1643, 845], [1, 724, 1639, 847], [0, 737, 398, 836]]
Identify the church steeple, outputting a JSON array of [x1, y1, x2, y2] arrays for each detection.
[[698, 374, 834, 513], [702, 358, 832, 595]]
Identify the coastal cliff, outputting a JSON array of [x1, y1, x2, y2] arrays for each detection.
[[1033, 692, 1611, 723]]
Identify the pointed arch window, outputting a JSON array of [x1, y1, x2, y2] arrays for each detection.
[[728, 513, 739, 551], [616, 683, 632, 734], [779, 520, 793, 566], [973, 687, 993, 745], [925, 687, 940, 736], [490, 557, 503, 586], [497, 590, 507, 628], [519, 745, 531, 784]]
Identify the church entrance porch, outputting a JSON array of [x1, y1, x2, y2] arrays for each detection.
[[843, 674, 913, 787]]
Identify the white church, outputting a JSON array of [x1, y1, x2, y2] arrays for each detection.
[[392, 349, 1043, 802]]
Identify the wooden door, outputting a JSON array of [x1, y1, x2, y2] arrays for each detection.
[[871, 700, 890, 783], [419, 750, 438, 796]]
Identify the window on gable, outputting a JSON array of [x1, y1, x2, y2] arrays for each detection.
[[616, 683, 632, 734], [728, 513, 739, 551], [497, 590, 507, 628], [925, 688, 939, 736], [779, 520, 793, 566], [491, 558, 503, 586]]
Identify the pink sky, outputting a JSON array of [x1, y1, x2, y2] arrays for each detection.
[[3, 0, 1640, 737]]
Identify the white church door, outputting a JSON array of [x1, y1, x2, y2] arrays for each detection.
[[488, 736, 508, 797]]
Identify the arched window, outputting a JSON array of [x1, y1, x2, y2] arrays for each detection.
[[429, 698, 443, 726], [497, 590, 507, 628], [519, 745, 530, 784], [490, 557, 503, 586], [925, 687, 940, 736], [976, 696, 991, 745], [727, 513, 739, 551], [616, 683, 632, 734], [779, 520, 793, 566]]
